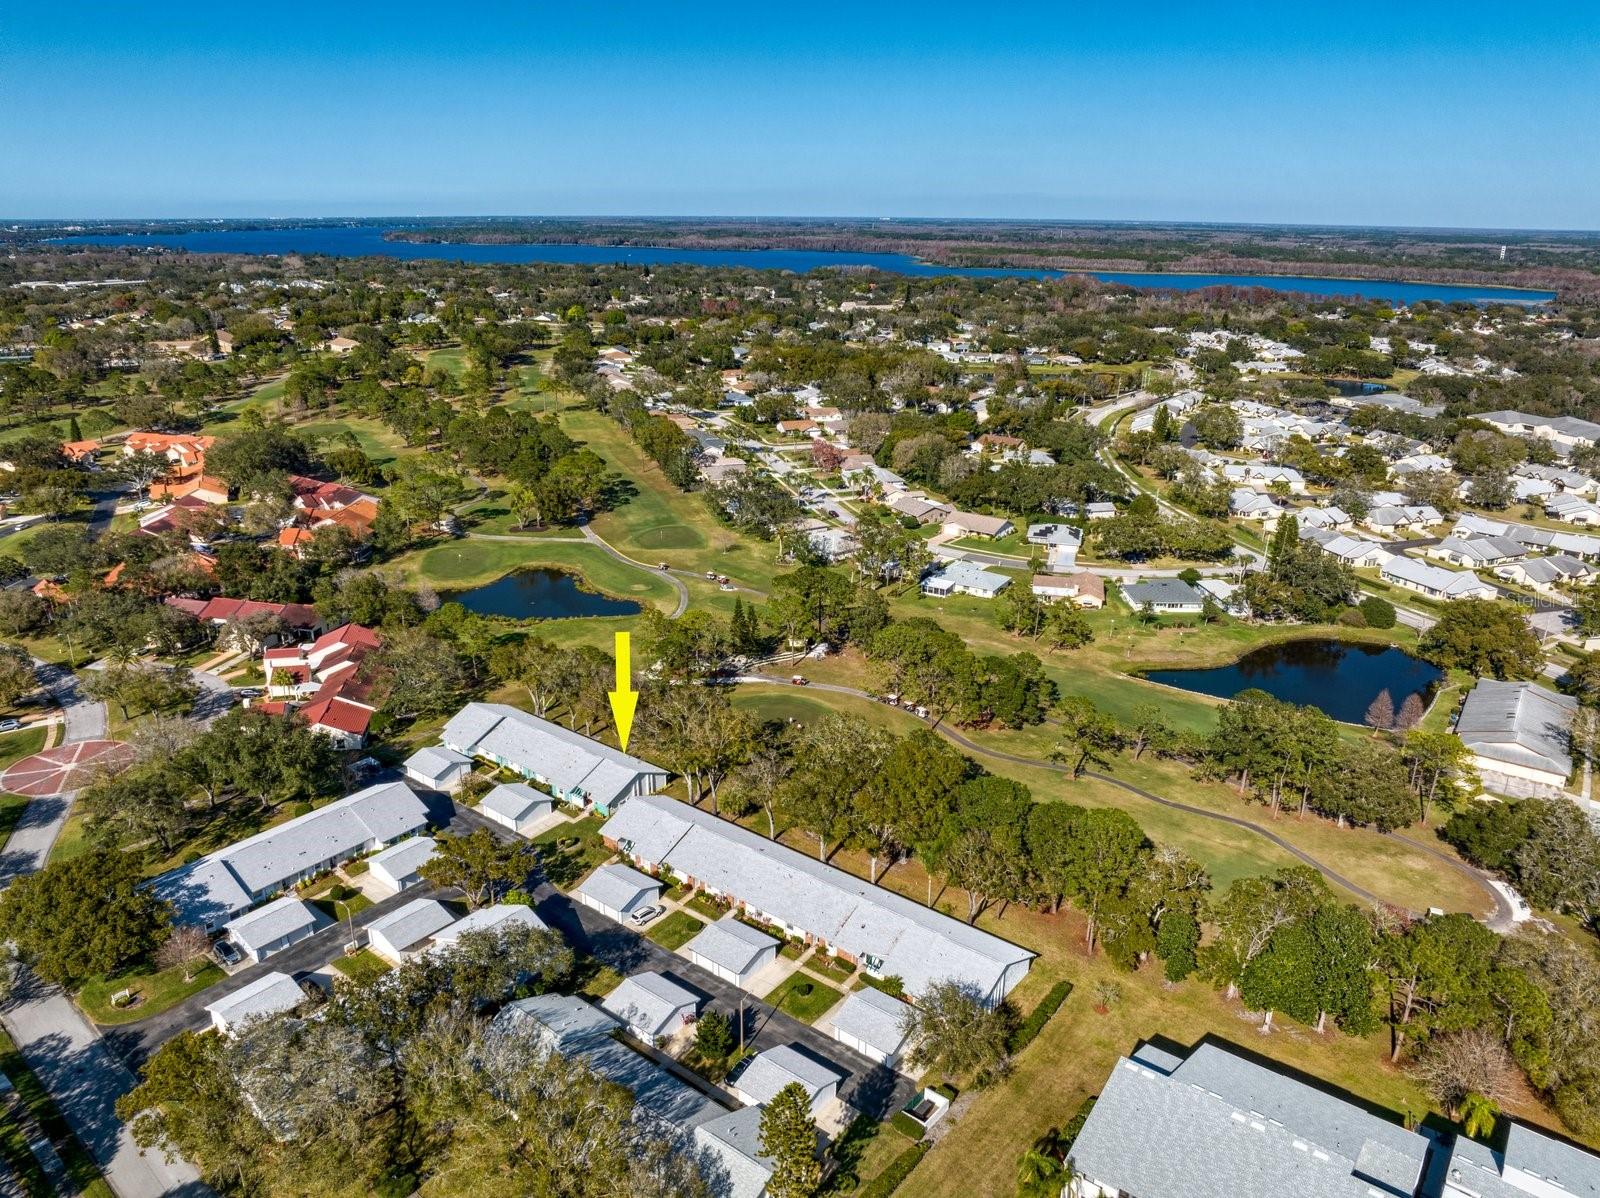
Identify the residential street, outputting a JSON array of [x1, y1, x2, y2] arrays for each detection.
[[0, 977, 207, 1198]]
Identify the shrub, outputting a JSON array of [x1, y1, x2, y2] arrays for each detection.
[[860, 1143, 929, 1197], [1336, 607, 1368, 627], [291, 801, 314, 817], [1007, 981, 1072, 1054], [889, 1111, 925, 1141], [1359, 596, 1396, 629]]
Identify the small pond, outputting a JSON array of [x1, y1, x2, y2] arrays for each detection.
[[1139, 638, 1442, 724], [448, 568, 642, 619]]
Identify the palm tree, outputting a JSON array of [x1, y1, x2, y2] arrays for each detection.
[[1460, 1092, 1499, 1141], [1016, 1128, 1074, 1197]]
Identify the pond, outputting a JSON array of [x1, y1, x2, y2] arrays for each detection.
[[1139, 638, 1442, 724], [447, 568, 642, 620]]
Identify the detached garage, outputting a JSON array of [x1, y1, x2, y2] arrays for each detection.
[[574, 863, 661, 923], [366, 836, 437, 895], [206, 971, 305, 1036], [683, 916, 779, 991], [476, 783, 556, 837], [828, 986, 911, 1068], [223, 896, 322, 964]]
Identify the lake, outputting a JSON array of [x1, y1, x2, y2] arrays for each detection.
[[54, 226, 1557, 305], [448, 568, 642, 620], [1140, 638, 1442, 724]]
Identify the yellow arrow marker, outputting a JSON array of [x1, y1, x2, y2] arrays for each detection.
[[607, 631, 639, 752]]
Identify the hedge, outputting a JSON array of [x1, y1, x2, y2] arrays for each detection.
[[858, 1142, 929, 1198], [888, 1111, 925, 1141], [1008, 980, 1072, 1054]]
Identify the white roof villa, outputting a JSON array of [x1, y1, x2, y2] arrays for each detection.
[[222, 895, 322, 963], [152, 782, 430, 931], [1067, 1040, 1600, 1198], [440, 703, 669, 814], [1453, 679, 1578, 799], [600, 795, 1034, 1004], [367, 897, 458, 962], [920, 559, 1012, 599], [1379, 555, 1499, 601]]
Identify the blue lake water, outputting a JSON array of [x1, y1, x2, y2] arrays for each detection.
[[447, 568, 641, 620], [1140, 638, 1442, 724], [54, 226, 1557, 304]]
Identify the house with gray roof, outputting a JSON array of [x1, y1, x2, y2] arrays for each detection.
[[223, 895, 322, 964], [440, 703, 669, 814], [432, 902, 546, 949], [827, 987, 911, 1067], [1068, 1041, 1434, 1198], [1380, 555, 1499, 601], [366, 836, 436, 895], [494, 994, 725, 1135], [919, 559, 1012, 599], [475, 782, 556, 837], [1440, 1119, 1600, 1198], [694, 1106, 779, 1198], [403, 745, 474, 793], [367, 897, 458, 963], [1425, 536, 1528, 568], [1120, 579, 1206, 614], [683, 916, 780, 990], [152, 781, 431, 931], [1453, 679, 1577, 798], [600, 795, 1034, 1005], [730, 1044, 845, 1117], [601, 970, 700, 1042], [206, 972, 304, 1037], [574, 862, 661, 922]]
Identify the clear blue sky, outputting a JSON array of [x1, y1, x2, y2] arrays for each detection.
[[5, 1, 1598, 229]]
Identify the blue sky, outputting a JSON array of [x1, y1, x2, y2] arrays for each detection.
[[5, 2, 1598, 228]]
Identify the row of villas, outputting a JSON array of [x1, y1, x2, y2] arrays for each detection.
[[597, 794, 1035, 1006], [1069, 1039, 1600, 1198]]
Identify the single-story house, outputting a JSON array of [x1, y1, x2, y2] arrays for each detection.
[[366, 836, 437, 895], [1363, 504, 1442, 534], [683, 916, 781, 990], [1026, 523, 1083, 550], [152, 782, 430, 932], [1424, 536, 1527, 568], [1031, 573, 1105, 607], [404, 745, 474, 793], [205, 972, 304, 1037], [1120, 579, 1206, 614], [828, 987, 911, 1068], [731, 1044, 844, 1118], [475, 782, 556, 837], [1085, 502, 1117, 520], [1546, 493, 1600, 525], [441, 703, 669, 815], [431, 903, 546, 951], [693, 1106, 780, 1198], [601, 970, 700, 1043], [1229, 488, 1283, 523], [920, 559, 1011, 599], [1222, 462, 1306, 494], [1495, 554, 1596, 593], [1453, 679, 1577, 799], [1296, 506, 1352, 532], [222, 896, 322, 964], [941, 511, 1014, 540], [1299, 526, 1394, 569], [1379, 555, 1499, 601], [574, 862, 662, 923], [600, 795, 1034, 1005], [367, 897, 458, 964]]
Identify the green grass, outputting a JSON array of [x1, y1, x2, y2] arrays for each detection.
[[310, 891, 374, 922], [293, 417, 413, 469], [763, 973, 842, 1024], [331, 948, 391, 986], [644, 910, 706, 951], [77, 962, 225, 1026], [0, 1029, 115, 1198], [805, 952, 858, 985], [686, 891, 732, 922], [45, 808, 92, 866], [0, 1103, 52, 1197], [575, 962, 626, 998], [0, 728, 50, 845]]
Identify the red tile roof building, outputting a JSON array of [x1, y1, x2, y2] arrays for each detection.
[[258, 623, 382, 748]]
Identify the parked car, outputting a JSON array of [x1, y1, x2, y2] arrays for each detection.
[[790, 675, 808, 686], [214, 939, 242, 966], [0, 718, 21, 733], [627, 904, 664, 927]]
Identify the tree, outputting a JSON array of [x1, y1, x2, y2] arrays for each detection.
[[758, 1082, 823, 1198], [1062, 808, 1150, 953], [1378, 913, 1498, 1063], [901, 980, 1012, 1085], [1201, 867, 1327, 1000], [0, 850, 170, 987], [155, 925, 214, 982], [723, 743, 793, 840], [1417, 600, 1541, 680], [0, 644, 35, 706], [1401, 731, 1477, 825], [192, 708, 341, 812], [1411, 1027, 1517, 1119], [1050, 697, 1123, 778], [78, 762, 190, 854], [360, 626, 469, 719], [1359, 596, 1397, 629], [1126, 703, 1172, 760], [779, 715, 891, 861], [1364, 688, 1395, 733], [418, 830, 535, 910]]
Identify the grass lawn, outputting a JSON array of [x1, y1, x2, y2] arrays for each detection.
[[531, 815, 612, 890], [575, 961, 626, 998], [77, 962, 225, 1026], [686, 891, 732, 922], [763, 973, 842, 1024], [0, 727, 49, 845], [0, 1029, 115, 1198], [332, 948, 392, 986], [309, 891, 374, 922], [293, 416, 413, 470], [45, 808, 91, 866], [645, 910, 706, 951], [402, 537, 678, 609], [805, 952, 858, 985]]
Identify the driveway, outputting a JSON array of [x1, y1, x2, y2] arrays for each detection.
[[0, 977, 208, 1198], [186, 671, 236, 728]]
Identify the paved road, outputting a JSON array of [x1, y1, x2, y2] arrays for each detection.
[[735, 676, 1512, 926], [186, 671, 236, 728], [85, 488, 127, 541], [0, 979, 207, 1198], [0, 664, 109, 882]]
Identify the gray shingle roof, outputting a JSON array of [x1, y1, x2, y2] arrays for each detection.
[[1069, 1044, 1430, 1198], [432, 903, 545, 945], [223, 896, 320, 954], [1454, 679, 1577, 777], [367, 897, 457, 954], [684, 916, 779, 974], [1447, 1121, 1600, 1197], [694, 1106, 778, 1198], [367, 835, 437, 880], [828, 987, 911, 1057], [441, 703, 668, 807], [575, 862, 660, 915], [1121, 579, 1205, 607], [205, 972, 303, 1031], [600, 796, 1033, 1002], [734, 1044, 844, 1106], [601, 970, 700, 1037], [477, 782, 552, 823]]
